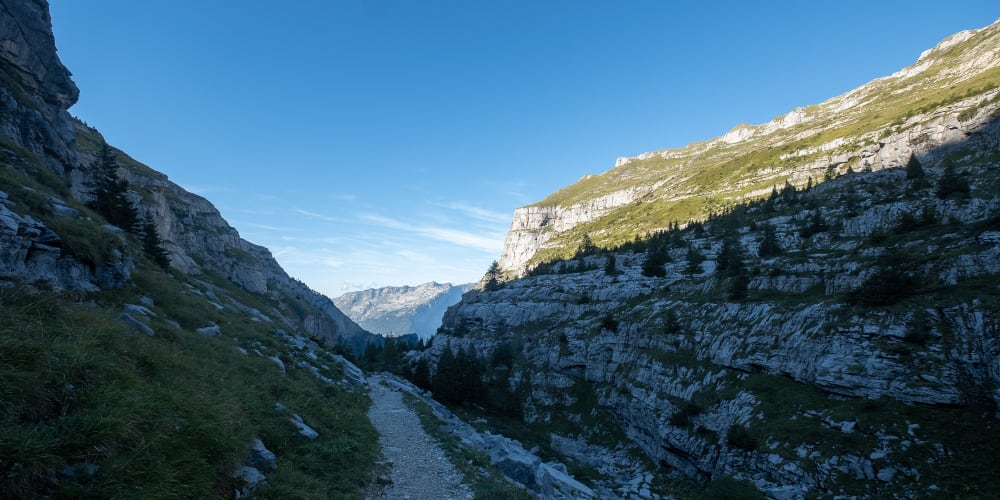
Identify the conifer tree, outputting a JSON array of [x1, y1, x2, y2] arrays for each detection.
[[685, 246, 705, 275], [757, 223, 782, 258], [715, 237, 744, 276], [780, 180, 797, 203], [935, 161, 970, 199], [141, 218, 171, 269], [410, 358, 431, 390], [87, 143, 138, 232], [483, 260, 501, 291], [431, 342, 457, 401], [641, 242, 669, 278], [604, 253, 619, 276]]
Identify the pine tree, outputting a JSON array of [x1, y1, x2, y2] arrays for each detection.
[[935, 161, 970, 199], [641, 240, 670, 278], [410, 358, 431, 390], [431, 342, 458, 402], [715, 238, 744, 276], [685, 246, 705, 275], [727, 274, 750, 301], [780, 180, 797, 203], [140, 216, 171, 269], [604, 253, 618, 276], [757, 223, 782, 258], [87, 143, 138, 232], [906, 154, 930, 190], [483, 260, 501, 291]]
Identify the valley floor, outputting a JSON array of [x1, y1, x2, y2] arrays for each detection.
[[367, 374, 473, 500]]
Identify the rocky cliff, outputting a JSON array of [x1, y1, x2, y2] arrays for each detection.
[[0, 0, 372, 352], [1, 3, 380, 497], [428, 21, 1000, 499], [335, 282, 473, 340], [498, 18, 1000, 277]]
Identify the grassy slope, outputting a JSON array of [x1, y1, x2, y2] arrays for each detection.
[[526, 22, 1000, 266], [1, 145, 378, 498]]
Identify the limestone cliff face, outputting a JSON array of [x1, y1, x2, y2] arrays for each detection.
[[0, 1, 372, 352], [0, 0, 78, 172], [498, 188, 645, 276], [431, 22, 1000, 498], [433, 133, 1000, 494], [497, 18, 1000, 277]]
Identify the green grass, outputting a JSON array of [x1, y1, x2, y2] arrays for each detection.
[[0, 276, 378, 499]]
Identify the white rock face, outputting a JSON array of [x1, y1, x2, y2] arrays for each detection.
[[498, 187, 646, 276]]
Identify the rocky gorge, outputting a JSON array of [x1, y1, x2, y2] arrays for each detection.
[[424, 19, 1000, 499], [5, 1, 1000, 498]]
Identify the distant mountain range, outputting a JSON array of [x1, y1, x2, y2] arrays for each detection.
[[335, 282, 473, 339]]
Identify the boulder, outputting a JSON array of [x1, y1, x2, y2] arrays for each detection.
[[118, 313, 154, 336], [249, 438, 277, 472], [196, 324, 221, 336]]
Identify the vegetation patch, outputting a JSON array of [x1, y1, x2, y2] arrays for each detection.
[[0, 273, 378, 498]]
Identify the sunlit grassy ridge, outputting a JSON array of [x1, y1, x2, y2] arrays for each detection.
[[524, 21, 1000, 267]]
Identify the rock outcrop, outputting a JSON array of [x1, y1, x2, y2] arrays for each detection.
[[0, 0, 79, 173], [0, 0, 372, 352]]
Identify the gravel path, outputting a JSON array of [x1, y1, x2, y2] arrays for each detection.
[[367, 374, 472, 500]]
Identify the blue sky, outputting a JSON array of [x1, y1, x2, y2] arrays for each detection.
[[49, 1, 998, 296]]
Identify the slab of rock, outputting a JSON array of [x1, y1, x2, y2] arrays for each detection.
[[196, 324, 221, 336], [119, 313, 154, 336], [249, 438, 277, 472]]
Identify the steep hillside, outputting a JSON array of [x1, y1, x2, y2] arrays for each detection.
[[428, 21, 1000, 499], [1, 1, 378, 497], [499, 18, 1000, 277], [335, 282, 473, 339]]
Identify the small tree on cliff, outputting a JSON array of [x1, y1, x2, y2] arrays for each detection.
[[483, 260, 502, 291], [140, 216, 171, 269], [87, 142, 138, 232]]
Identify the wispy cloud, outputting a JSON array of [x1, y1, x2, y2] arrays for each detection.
[[329, 193, 359, 202], [294, 208, 344, 223], [434, 201, 511, 224], [241, 222, 297, 232], [360, 214, 504, 252]]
